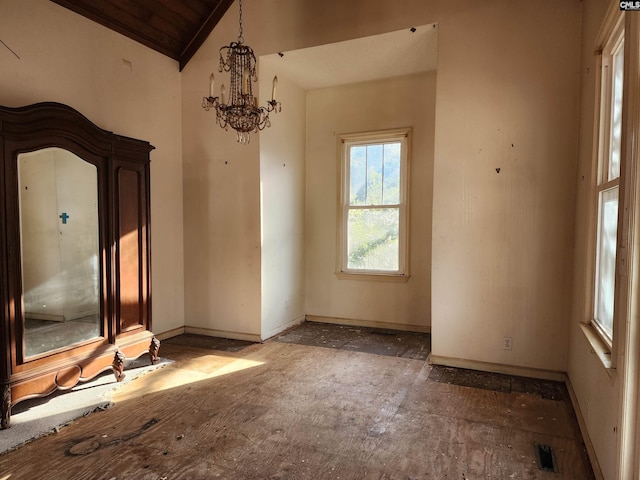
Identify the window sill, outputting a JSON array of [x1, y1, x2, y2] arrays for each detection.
[[335, 271, 410, 283], [580, 322, 614, 373]]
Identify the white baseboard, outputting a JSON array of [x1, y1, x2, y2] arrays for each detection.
[[24, 312, 65, 322], [428, 354, 566, 382], [305, 315, 431, 334], [262, 315, 305, 341], [565, 377, 604, 480], [183, 325, 262, 343], [158, 317, 428, 343], [154, 326, 185, 341]]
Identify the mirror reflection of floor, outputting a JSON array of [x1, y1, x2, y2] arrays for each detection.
[[24, 315, 100, 357]]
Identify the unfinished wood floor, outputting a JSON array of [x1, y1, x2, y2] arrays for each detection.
[[0, 323, 594, 479]]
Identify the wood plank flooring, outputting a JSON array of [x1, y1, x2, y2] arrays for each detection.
[[0, 323, 594, 479]]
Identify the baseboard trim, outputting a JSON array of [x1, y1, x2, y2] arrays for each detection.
[[155, 326, 185, 341], [428, 354, 566, 382], [262, 315, 306, 341], [25, 312, 65, 322], [305, 315, 431, 334], [565, 377, 605, 480], [183, 326, 262, 343]]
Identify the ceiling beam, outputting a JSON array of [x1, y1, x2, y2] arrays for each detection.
[[50, 0, 234, 71], [179, 0, 235, 71]]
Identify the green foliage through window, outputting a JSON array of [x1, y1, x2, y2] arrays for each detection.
[[346, 141, 402, 271], [347, 208, 399, 270]]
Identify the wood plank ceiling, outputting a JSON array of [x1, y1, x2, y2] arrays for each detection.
[[50, 0, 235, 71]]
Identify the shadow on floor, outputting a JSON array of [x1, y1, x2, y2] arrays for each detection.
[[164, 322, 432, 360], [163, 333, 255, 352], [272, 321, 431, 360], [428, 365, 567, 400]]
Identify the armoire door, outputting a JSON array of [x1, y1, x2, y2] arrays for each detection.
[[114, 160, 151, 337]]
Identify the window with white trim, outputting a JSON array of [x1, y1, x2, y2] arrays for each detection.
[[337, 129, 410, 279], [593, 21, 624, 345]]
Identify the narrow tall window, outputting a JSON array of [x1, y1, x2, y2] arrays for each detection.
[[594, 28, 624, 343], [337, 129, 410, 278]]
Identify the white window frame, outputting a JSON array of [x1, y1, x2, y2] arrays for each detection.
[[593, 23, 624, 346], [586, 10, 626, 369], [336, 128, 411, 282]]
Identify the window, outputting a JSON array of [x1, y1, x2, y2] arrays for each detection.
[[337, 129, 410, 280], [593, 22, 624, 345]]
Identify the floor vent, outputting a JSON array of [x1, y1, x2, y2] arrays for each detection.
[[535, 444, 557, 472]]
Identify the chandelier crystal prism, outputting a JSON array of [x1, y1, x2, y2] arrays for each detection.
[[202, 0, 281, 144]]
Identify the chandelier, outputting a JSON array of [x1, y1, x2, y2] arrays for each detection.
[[202, 0, 281, 144]]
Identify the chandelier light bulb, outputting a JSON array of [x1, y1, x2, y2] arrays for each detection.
[[272, 76, 278, 102]]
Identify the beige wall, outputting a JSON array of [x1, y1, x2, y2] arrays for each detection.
[[259, 63, 307, 340], [182, 1, 436, 339], [181, 0, 444, 340], [182, 0, 583, 357], [568, 0, 620, 478], [305, 73, 435, 330], [430, 1, 581, 373], [0, 0, 185, 335], [180, 3, 262, 341]]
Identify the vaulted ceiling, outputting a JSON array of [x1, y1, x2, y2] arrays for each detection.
[[50, 0, 234, 71]]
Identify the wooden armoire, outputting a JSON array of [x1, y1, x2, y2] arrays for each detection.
[[0, 102, 158, 428]]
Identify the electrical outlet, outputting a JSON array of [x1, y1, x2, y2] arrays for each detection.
[[503, 336, 512, 350]]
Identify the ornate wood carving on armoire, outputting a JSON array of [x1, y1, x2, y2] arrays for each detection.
[[0, 102, 158, 428]]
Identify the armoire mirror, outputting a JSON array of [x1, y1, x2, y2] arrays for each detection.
[[18, 147, 101, 358], [0, 102, 159, 429]]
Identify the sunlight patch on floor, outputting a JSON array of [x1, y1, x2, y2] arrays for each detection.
[[112, 354, 264, 402]]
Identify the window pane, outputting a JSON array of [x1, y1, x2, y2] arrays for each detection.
[[383, 143, 401, 205], [595, 186, 619, 339], [347, 208, 399, 271], [609, 41, 624, 181], [366, 145, 383, 204], [349, 146, 367, 205]]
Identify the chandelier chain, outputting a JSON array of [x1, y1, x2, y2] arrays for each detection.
[[238, 0, 244, 43]]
